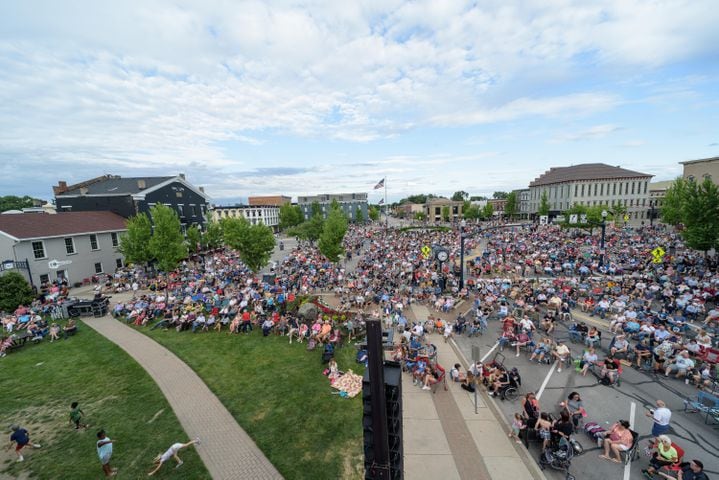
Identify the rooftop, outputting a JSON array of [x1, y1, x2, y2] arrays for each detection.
[[680, 156, 719, 166], [55, 175, 174, 196], [529, 163, 652, 187], [0, 212, 127, 240]]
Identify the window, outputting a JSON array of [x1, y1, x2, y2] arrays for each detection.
[[574, 185, 578, 197], [116, 258, 123, 269], [39, 274, 49, 284], [581, 184, 585, 196], [600, 183, 604, 196], [94, 262, 103, 274], [32, 241, 46, 259], [177, 205, 184, 217], [631, 182, 635, 195], [644, 182, 648, 194], [90, 234, 99, 250], [613, 183, 616, 195], [176, 191, 183, 198], [593, 184, 597, 196], [111, 232, 119, 247], [64, 237, 75, 255]]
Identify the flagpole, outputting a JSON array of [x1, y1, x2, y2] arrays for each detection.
[[384, 176, 388, 230]]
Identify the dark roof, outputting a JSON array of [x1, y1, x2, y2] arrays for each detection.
[[529, 163, 652, 187], [58, 176, 173, 196], [0, 212, 127, 240]]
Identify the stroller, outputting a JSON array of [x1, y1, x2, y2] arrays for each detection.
[[538, 438, 575, 480]]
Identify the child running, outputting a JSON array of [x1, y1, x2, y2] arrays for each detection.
[[69, 402, 88, 430], [148, 438, 201, 476]]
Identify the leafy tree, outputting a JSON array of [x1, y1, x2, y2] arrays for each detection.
[[469, 195, 487, 201], [661, 177, 688, 226], [354, 206, 364, 223], [0, 271, 34, 312], [368, 205, 380, 221], [463, 204, 480, 220], [505, 192, 518, 218], [221, 217, 276, 271], [148, 204, 188, 272], [613, 203, 628, 224], [119, 213, 153, 266], [202, 220, 223, 250], [451, 190, 469, 202], [482, 202, 494, 219], [0, 195, 35, 213], [319, 207, 349, 262], [279, 203, 304, 230], [492, 191, 509, 199], [441, 205, 450, 222], [538, 192, 550, 216], [186, 225, 201, 253], [310, 201, 322, 218], [414, 211, 426, 221], [682, 178, 719, 254]]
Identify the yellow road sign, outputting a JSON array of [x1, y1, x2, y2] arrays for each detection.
[[651, 246, 666, 264], [421, 245, 431, 259], [623, 214, 629, 222]]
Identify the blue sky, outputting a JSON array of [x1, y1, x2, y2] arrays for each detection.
[[1, 0, 718, 205]]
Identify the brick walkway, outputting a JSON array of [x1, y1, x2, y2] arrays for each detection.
[[85, 312, 283, 480]]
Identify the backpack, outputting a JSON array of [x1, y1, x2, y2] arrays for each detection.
[[356, 349, 368, 365]]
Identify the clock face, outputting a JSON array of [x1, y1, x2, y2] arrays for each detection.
[[437, 250, 449, 262]]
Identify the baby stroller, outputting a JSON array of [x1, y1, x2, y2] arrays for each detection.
[[538, 438, 575, 480]]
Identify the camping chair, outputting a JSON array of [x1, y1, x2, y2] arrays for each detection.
[[432, 363, 448, 393]]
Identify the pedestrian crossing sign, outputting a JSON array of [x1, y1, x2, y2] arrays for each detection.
[[421, 245, 431, 259], [651, 247, 666, 264]]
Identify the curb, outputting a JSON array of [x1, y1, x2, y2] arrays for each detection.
[[448, 338, 548, 480]]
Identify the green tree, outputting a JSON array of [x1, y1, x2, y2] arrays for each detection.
[[368, 205, 380, 221], [505, 192, 518, 218], [186, 225, 201, 253], [119, 213, 153, 266], [354, 206, 364, 223], [469, 195, 487, 201], [0, 195, 35, 213], [202, 220, 223, 250], [682, 177, 719, 254], [463, 204, 480, 220], [538, 192, 550, 216], [441, 205, 450, 222], [310, 201, 322, 217], [221, 217, 276, 271], [319, 207, 349, 262], [414, 211, 426, 221], [613, 203, 627, 224], [0, 271, 34, 311], [492, 191, 509, 199], [279, 203, 304, 230], [451, 190, 469, 202], [148, 204, 188, 272], [661, 177, 688, 226], [482, 202, 494, 219]]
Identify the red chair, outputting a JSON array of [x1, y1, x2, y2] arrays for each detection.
[[431, 363, 448, 393]]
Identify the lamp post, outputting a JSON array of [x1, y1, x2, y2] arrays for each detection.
[[459, 219, 467, 290], [599, 210, 608, 268]]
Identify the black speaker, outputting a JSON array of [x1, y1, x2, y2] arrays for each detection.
[[363, 361, 403, 479]]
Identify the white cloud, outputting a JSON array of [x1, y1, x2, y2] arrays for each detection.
[[553, 124, 622, 142]]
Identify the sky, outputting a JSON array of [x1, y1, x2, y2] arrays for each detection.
[[1, 0, 718, 205]]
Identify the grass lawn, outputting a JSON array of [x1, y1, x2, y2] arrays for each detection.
[[137, 325, 364, 480], [0, 321, 210, 480]]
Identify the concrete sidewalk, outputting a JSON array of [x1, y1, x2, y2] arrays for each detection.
[[404, 304, 546, 480]]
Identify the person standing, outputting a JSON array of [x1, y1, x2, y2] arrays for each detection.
[[7, 425, 41, 462], [96, 430, 116, 477], [69, 402, 88, 430], [647, 399, 671, 439]]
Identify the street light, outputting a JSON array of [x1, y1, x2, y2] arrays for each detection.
[[459, 219, 467, 290], [599, 210, 608, 268]]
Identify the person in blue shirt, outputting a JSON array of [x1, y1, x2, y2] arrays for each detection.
[[96, 430, 116, 477], [8, 424, 41, 462]]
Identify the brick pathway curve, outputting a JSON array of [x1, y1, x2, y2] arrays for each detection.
[[85, 314, 283, 480]]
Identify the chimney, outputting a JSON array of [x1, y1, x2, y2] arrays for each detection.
[[199, 186, 205, 193], [137, 179, 146, 189], [179, 173, 186, 180], [53, 181, 68, 195]]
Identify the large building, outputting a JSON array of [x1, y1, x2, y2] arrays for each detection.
[[681, 156, 719, 184], [515, 188, 530, 219], [247, 195, 291, 206], [424, 198, 463, 222], [528, 163, 653, 222], [0, 212, 127, 288], [297, 193, 368, 221], [210, 205, 280, 231], [54, 174, 209, 229]]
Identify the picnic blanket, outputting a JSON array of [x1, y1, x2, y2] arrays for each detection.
[[331, 370, 363, 398]]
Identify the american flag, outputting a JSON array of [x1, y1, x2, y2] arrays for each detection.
[[373, 178, 385, 189], [378, 198, 385, 205]]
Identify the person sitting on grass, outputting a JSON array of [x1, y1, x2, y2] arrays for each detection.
[[63, 319, 77, 339], [49, 323, 61, 342], [0, 335, 15, 358], [148, 438, 200, 476], [317, 320, 332, 344], [7, 424, 41, 462], [261, 317, 274, 337]]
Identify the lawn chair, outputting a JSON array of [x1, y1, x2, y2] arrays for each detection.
[[431, 363, 448, 393], [621, 429, 639, 465], [683, 391, 719, 424]]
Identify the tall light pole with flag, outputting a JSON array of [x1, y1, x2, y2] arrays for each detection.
[[374, 177, 387, 228]]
